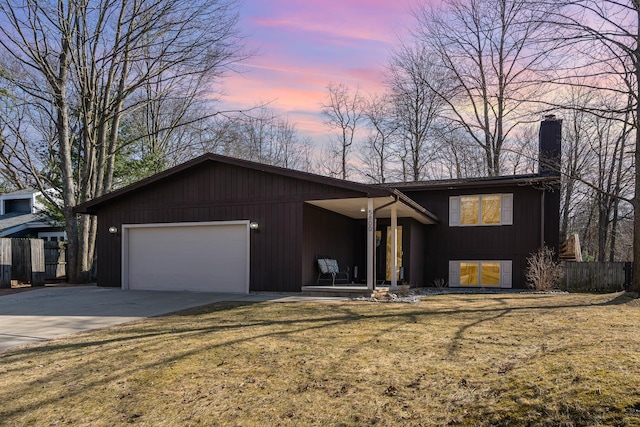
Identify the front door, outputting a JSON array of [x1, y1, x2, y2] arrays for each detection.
[[385, 226, 402, 282]]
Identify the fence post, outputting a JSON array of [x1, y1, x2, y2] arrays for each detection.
[[0, 238, 11, 289], [30, 239, 45, 286]]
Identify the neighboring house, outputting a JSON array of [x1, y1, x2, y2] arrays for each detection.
[[0, 189, 66, 241], [74, 116, 562, 293]]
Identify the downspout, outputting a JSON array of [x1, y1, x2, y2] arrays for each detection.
[[371, 196, 399, 290]]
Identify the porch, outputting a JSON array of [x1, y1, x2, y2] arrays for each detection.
[[300, 284, 374, 298], [300, 284, 407, 298], [301, 193, 438, 295]]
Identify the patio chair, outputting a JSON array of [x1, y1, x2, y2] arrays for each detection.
[[316, 258, 350, 286]]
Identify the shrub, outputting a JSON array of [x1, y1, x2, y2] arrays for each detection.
[[432, 278, 448, 289], [526, 246, 561, 291]]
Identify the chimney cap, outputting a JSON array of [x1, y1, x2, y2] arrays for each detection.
[[544, 114, 557, 121]]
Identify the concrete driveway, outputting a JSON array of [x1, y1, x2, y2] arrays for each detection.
[[0, 286, 291, 353]]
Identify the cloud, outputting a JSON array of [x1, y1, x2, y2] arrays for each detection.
[[254, 17, 393, 45], [217, 0, 415, 145]]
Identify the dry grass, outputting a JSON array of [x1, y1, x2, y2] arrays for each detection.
[[1, 292, 640, 426]]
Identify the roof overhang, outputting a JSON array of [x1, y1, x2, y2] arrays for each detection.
[[74, 153, 394, 214], [306, 195, 438, 225], [0, 220, 52, 237], [385, 174, 560, 191]]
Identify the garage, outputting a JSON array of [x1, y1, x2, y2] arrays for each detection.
[[122, 221, 250, 293]]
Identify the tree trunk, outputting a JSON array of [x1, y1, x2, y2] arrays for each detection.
[[597, 201, 608, 262], [632, 135, 640, 291], [609, 196, 620, 262], [632, 118, 640, 290], [632, 5, 640, 292]]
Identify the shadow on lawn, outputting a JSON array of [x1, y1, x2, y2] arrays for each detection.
[[0, 303, 400, 419], [4, 292, 634, 356], [3, 292, 633, 361], [600, 291, 638, 305], [0, 293, 636, 421]]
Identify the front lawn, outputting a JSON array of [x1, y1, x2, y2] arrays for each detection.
[[1, 292, 639, 426]]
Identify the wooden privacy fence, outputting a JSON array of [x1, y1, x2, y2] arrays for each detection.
[[0, 239, 9, 288], [561, 261, 631, 293], [10, 238, 45, 287], [44, 241, 67, 280], [0, 238, 67, 288]]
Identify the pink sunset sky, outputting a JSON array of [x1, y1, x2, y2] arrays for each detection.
[[218, 0, 419, 142]]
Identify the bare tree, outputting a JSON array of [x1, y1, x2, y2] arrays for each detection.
[[207, 107, 312, 171], [412, 0, 553, 176], [321, 83, 363, 180], [434, 125, 488, 179], [0, 0, 244, 282], [558, 91, 597, 242], [359, 93, 399, 183], [503, 126, 539, 175], [546, 89, 634, 262], [116, 75, 218, 179], [540, 0, 640, 289], [386, 43, 447, 181]]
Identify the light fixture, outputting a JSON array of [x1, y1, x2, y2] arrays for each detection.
[[360, 207, 366, 212], [249, 222, 259, 230], [108, 226, 118, 234]]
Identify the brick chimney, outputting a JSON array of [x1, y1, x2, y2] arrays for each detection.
[[539, 115, 562, 176]]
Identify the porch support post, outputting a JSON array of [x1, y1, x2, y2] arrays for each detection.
[[367, 198, 375, 290], [391, 204, 398, 288]]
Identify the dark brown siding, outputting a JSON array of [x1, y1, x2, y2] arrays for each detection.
[[544, 185, 561, 255], [407, 219, 425, 287], [405, 184, 558, 288], [94, 162, 366, 292], [302, 204, 356, 285]]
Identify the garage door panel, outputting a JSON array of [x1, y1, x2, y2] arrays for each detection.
[[125, 223, 248, 293]]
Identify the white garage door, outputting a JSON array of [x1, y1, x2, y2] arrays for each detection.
[[123, 222, 249, 293]]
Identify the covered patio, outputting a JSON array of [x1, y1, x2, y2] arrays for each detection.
[[301, 191, 438, 296]]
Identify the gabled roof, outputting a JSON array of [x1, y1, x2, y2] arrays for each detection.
[[1, 188, 39, 198], [382, 173, 560, 191], [74, 153, 396, 214], [0, 212, 50, 236]]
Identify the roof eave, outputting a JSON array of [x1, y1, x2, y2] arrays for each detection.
[[74, 153, 393, 214], [386, 175, 560, 191], [392, 189, 439, 223]]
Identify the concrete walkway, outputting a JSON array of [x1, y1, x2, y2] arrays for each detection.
[[0, 286, 347, 353]]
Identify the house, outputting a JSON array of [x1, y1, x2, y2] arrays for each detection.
[[74, 116, 561, 293], [0, 189, 66, 241]]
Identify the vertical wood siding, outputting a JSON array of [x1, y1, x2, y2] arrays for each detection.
[[405, 184, 558, 289], [301, 204, 356, 285], [407, 219, 425, 286], [95, 162, 365, 292]]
